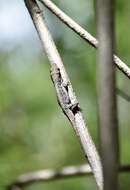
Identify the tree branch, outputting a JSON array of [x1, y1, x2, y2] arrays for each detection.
[[8, 164, 130, 190], [117, 88, 130, 102], [8, 164, 91, 190], [38, 0, 130, 79], [24, 0, 103, 189], [96, 0, 119, 189], [119, 164, 130, 172]]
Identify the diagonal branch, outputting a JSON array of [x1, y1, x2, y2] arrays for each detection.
[[38, 0, 130, 79], [8, 164, 130, 190], [24, 0, 103, 189]]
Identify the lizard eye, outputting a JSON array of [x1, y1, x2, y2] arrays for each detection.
[[71, 103, 81, 114]]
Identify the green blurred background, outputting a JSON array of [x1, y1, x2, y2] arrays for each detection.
[[0, 0, 130, 189]]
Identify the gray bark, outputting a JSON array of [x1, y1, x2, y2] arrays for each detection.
[[96, 0, 119, 189]]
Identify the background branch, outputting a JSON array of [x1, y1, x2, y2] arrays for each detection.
[[8, 164, 91, 190], [96, 0, 119, 189], [38, 0, 130, 79], [24, 0, 103, 189], [8, 164, 130, 190], [117, 88, 130, 102]]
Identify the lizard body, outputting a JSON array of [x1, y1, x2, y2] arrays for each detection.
[[50, 65, 80, 123]]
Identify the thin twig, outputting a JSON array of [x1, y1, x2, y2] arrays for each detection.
[[38, 0, 130, 79], [119, 164, 130, 172], [8, 164, 130, 190], [117, 88, 130, 102], [24, 0, 103, 189]]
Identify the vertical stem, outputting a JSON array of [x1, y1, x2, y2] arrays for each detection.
[[96, 0, 119, 190]]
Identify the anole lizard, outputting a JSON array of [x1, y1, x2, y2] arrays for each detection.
[[50, 65, 80, 122]]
